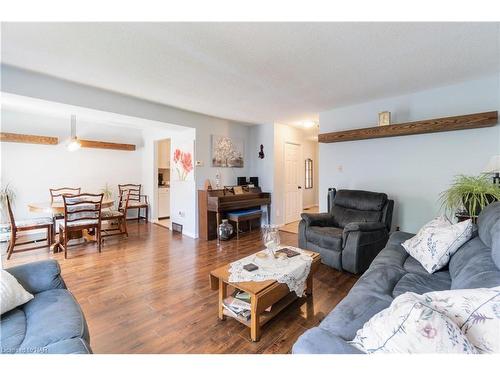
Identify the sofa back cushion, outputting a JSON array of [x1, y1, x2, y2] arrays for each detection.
[[449, 236, 500, 289], [477, 202, 500, 269]]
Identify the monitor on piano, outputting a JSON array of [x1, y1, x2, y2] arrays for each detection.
[[198, 187, 271, 240]]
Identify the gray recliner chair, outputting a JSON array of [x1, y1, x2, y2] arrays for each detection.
[[299, 189, 394, 274]]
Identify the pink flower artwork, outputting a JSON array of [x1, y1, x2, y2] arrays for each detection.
[[173, 148, 193, 181]]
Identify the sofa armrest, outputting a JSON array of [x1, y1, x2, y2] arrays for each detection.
[[292, 327, 364, 354], [5, 260, 66, 294], [342, 226, 389, 274], [300, 212, 335, 227], [387, 230, 415, 246]]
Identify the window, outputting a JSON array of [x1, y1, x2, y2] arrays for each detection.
[[305, 158, 313, 189]]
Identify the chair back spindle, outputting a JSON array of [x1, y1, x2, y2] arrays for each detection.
[[50, 187, 81, 203], [118, 184, 142, 204], [6, 195, 16, 231], [63, 193, 104, 227]]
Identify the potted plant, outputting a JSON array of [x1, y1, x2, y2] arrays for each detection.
[[101, 183, 113, 200], [440, 174, 500, 218], [0, 183, 16, 222]]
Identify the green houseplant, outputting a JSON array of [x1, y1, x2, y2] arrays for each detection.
[[101, 183, 113, 200], [440, 174, 500, 217], [0, 183, 16, 224]]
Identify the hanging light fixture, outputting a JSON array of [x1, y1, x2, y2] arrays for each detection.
[[67, 114, 81, 151]]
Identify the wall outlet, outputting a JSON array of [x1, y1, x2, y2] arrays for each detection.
[[337, 165, 343, 172], [178, 211, 185, 218], [195, 160, 203, 167]]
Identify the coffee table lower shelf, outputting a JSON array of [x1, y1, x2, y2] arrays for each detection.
[[222, 292, 299, 328], [209, 249, 320, 342]]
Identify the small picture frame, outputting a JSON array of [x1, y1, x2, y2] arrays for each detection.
[[378, 111, 391, 126], [233, 186, 244, 195]]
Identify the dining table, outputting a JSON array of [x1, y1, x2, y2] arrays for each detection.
[[28, 198, 115, 252]]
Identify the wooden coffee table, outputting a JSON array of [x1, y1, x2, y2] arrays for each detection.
[[209, 249, 320, 342]]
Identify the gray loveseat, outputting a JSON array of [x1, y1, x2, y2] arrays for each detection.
[[299, 189, 394, 274], [293, 202, 500, 354], [1, 260, 92, 354]]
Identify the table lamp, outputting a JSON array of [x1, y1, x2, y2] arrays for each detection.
[[484, 155, 500, 185]]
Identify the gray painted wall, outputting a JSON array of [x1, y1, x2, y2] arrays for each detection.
[[1, 64, 257, 190], [319, 74, 500, 233]]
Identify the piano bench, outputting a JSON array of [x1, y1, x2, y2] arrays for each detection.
[[227, 209, 262, 239]]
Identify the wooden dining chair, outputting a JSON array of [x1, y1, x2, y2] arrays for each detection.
[[49, 187, 82, 236], [59, 193, 104, 259], [118, 184, 149, 222], [101, 191, 130, 238], [4, 195, 53, 260]]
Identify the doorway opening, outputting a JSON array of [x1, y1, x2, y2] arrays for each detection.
[[156, 138, 171, 230], [284, 141, 303, 224]]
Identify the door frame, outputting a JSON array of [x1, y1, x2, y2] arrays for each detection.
[[283, 141, 303, 224], [153, 138, 172, 230]]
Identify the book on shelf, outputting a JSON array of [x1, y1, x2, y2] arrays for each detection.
[[223, 296, 251, 321], [234, 290, 251, 302], [223, 291, 272, 319]]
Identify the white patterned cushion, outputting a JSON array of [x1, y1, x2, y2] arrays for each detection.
[[127, 201, 147, 207], [349, 291, 478, 353], [60, 219, 98, 227], [402, 217, 473, 273], [422, 287, 500, 353], [0, 217, 53, 229], [101, 210, 124, 218], [1, 269, 34, 315], [15, 217, 53, 227]]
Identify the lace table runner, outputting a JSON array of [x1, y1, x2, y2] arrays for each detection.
[[228, 246, 313, 297]]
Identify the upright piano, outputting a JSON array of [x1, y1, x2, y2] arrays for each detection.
[[198, 187, 271, 240]]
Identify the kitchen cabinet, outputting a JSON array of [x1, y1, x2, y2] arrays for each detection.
[[158, 139, 170, 169], [158, 187, 170, 218]]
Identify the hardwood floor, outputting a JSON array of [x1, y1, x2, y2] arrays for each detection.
[[280, 206, 319, 234], [1, 222, 357, 354]]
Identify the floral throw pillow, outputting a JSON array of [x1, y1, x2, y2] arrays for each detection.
[[402, 217, 473, 273], [423, 287, 500, 353], [1, 269, 34, 315], [349, 292, 477, 354]]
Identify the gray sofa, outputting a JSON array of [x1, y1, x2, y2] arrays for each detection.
[[0, 260, 92, 354], [293, 202, 500, 354], [299, 189, 394, 274]]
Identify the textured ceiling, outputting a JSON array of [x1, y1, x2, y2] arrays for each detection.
[[2, 22, 499, 124]]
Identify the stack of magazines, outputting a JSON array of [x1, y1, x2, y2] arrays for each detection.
[[223, 291, 251, 321]]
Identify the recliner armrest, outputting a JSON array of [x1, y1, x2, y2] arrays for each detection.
[[5, 260, 66, 294], [342, 223, 389, 274], [300, 212, 335, 227]]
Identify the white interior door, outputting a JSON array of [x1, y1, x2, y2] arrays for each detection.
[[284, 142, 302, 224]]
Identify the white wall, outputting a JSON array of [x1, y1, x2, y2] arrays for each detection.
[[319, 74, 500, 233], [1, 65, 256, 191], [302, 138, 319, 208], [1, 65, 261, 238], [170, 128, 197, 237], [1, 110, 143, 219], [248, 123, 275, 224]]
